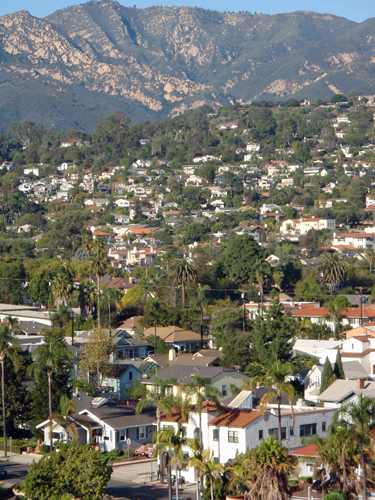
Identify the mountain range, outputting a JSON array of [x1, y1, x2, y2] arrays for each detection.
[[1, 1, 375, 131]]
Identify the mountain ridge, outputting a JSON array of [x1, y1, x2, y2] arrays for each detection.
[[0, 1, 374, 131]]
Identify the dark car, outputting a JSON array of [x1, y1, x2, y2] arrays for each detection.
[[0, 469, 7, 479]]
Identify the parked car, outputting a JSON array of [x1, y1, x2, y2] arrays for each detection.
[[0, 469, 8, 479]]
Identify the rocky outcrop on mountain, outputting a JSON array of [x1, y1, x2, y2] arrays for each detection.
[[0, 1, 375, 131]]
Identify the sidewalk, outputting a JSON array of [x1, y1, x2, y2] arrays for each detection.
[[0, 451, 42, 466]]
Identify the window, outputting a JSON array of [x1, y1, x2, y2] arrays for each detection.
[[269, 428, 286, 440], [259, 430, 263, 440], [213, 429, 219, 442], [222, 385, 227, 396], [322, 422, 326, 432], [129, 371, 133, 381], [194, 428, 200, 440], [139, 426, 145, 439], [119, 430, 126, 441], [117, 349, 124, 359], [228, 431, 239, 443], [300, 424, 317, 437], [181, 426, 187, 438]]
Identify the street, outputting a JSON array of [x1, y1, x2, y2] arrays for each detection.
[[0, 455, 196, 500]]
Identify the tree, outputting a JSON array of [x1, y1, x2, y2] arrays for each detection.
[[252, 301, 296, 371], [256, 361, 295, 442], [50, 304, 71, 329], [143, 299, 166, 356], [0, 260, 26, 304], [153, 424, 187, 500], [183, 374, 221, 446], [294, 273, 326, 302], [170, 258, 198, 309], [365, 248, 375, 274], [22, 440, 112, 500], [27, 266, 53, 307], [218, 235, 265, 284], [100, 287, 121, 334], [251, 259, 271, 302], [244, 435, 298, 500], [318, 253, 347, 295], [325, 296, 351, 338], [332, 394, 375, 500], [333, 350, 345, 380], [91, 247, 108, 329], [82, 235, 94, 280], [320, 356, 336, 394], [190, 449, 223, 500], [29, 331, 73, 452], [0, 326, 15, 457], [196, 284, 211, 349], [78, 329, 113, 391], [78, 279, 97, 318], [51, 268, 73, 307]]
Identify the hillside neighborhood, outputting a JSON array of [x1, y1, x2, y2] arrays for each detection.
[[1, 95, 375, 499]]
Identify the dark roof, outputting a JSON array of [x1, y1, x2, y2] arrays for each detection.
[[146, 365, 235, 384], [81, 404, 156, 429]]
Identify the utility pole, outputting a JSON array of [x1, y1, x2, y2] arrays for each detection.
[[360, 287, 363, 326], [241, 292, 246, 332]]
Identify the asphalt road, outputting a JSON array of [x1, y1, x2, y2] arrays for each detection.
[[0, 457, 195, 500]]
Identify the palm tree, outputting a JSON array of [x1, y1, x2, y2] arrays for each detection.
[[244, 435, 298, 500], [190, 448, 223, 500], [325, 296, 350, 339], [100, 287, 121, 335], [196, 284, 211, 349], [91, 247, 108, 329], [28, 332, 73, 452], [78, 279, 97, 318], [170, 258, 197, 308], [50, 304, 71, 328], [312, 429, 363, 499], [52, 395, 90, 443], [153, 424, 187, 500], [5, 316, 19, 334], [82, 235, 94, 280], [184, 374, 221, 447], [318, 253, 347, 295], [365, 248, 375, 274], [0, 326, 15, 458], [251, 259, 271, 302], [225, 459, 252, 496], [332, 394, 375, 500], [144, 299, 165, 356], [162, 250, 176, 274], [256, 361, 295, 442], [51, 269, 73, 307]]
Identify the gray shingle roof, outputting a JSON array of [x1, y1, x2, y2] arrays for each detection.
[[147, 365, 235, 384]]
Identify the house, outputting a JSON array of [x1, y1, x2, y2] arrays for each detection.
[[100, 363, 143, 398], [143, 325, 204, 352], [92, 231, 115, 243], [114, 199, 131, 208], [319, 378, 375, 408], [302, 361, 369, 402], [291, 306, 375, 331], [84, 198, 110, 208], [37, 392, 156, 452], [144, 365, 249, 400], [112, 330, 151, 359], [332, 232, 375, 249], [280, 217, 335, 235], [24, 167, 41, 176]]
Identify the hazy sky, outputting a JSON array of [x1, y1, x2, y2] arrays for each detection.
[[0, 0, 374, 23]]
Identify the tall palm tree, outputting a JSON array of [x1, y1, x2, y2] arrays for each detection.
[[162, 250, 176, 274], [332, 394, 375, 500], [325, 296, 350, 339], [225, 460, 252, 496], [82, 235, 94, 280], [51, 269, 73, 307], [196, 284, 211, 349], [190, 448, 223, 500], [311, 429, 363, 499], [318, 253, 347, 295], [255, 361, 295, 442], [52, 395, 90, 444], [91, 247, 108, 329], [28, 332, 73, 452], [184, 374, 221, 447], [78, 279, 97, 318], [5, 316, 19, 334], [100, 287, 121, 335], [50, 304, 71, 328], [244, 435, 298, 500], [144, 299, 165, 356], [170, 258, 197, 309], [365, 248, 375, 274], [153, 424, 187, 500], [0, 326, 16, 458], [251, 259, 271, 302]]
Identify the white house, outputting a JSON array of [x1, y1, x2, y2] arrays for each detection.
[[24, 167, 41, 176], [332, 232, 375, 249], [280, 217, 335, 235], [114, 199, 131, 208]]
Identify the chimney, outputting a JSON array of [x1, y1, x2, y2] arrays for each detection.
[[357, 378, 365, 390], [256, 382, 264, 388], [169, 348, 176, 362]]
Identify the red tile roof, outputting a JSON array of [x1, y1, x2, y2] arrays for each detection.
[[341, 349, 375, 358], [291, 307, 375, 319], [208, 409, 263, 428], [290, 444, 318, 457]]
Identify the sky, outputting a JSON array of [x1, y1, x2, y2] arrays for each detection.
[[0, 0, 374, 23]]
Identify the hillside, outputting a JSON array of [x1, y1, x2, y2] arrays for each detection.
[[1, 1, 375, 131]]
